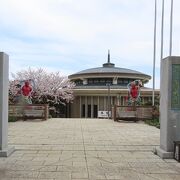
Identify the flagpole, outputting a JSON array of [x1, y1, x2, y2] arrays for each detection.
[[169, 0, 173, 56], [152, 0, 157, 106], [160, 0, 164, 60]]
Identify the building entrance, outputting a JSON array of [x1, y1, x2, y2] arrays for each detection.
[[93, 105, 98, 118], [82, 104, 85, 118], [81, 104, 98, 118], [88, 105, 91, 118]]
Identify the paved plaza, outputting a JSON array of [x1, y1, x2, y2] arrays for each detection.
[[0, 118, 180, 180]]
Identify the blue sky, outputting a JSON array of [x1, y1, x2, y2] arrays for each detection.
[[0, 0, 180, 89]]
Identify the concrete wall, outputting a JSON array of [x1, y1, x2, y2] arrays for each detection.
[[156, 56, 180, 159]]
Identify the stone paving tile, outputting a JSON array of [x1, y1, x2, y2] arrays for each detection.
[[0, 118, 180, 180], [38, 171, 71, 179], [72, 172, 89, 179], [105, 170, 140, 180], [2, 170, 39, 179]]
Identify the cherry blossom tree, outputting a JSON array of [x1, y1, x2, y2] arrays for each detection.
[[9, 68, 75, 106]]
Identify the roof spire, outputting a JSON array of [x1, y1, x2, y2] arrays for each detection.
[[103, 49, 115, 68], [108, 49, 110, 63]]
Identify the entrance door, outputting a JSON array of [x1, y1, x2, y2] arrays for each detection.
[[88, 105, 91, 118], [82, 104, 85, 118], [93, 105, 98, 118]]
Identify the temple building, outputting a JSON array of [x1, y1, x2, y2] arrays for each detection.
[[68, 52, 159, 118]]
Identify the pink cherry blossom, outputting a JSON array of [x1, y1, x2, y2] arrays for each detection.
[[9, 68, 75, 105]]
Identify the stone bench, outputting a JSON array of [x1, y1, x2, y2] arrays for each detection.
[[117, 111, 137, 121], [113, 105, 154, 121], [23, 109, 44, 120], [9, 104, 49, 120]]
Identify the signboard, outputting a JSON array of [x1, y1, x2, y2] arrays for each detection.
[[98, 111, 111, 118], [171, 64, 180, 110]]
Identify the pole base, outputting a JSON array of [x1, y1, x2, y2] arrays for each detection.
[[0, 146, 15, 157], [153, 146, 173, 159]]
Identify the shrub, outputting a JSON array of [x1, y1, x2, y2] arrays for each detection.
[[8, 116, 18, 122], [145, 118, 160, 129]]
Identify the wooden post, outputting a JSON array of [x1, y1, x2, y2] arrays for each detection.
[[132, 102, 136, 111]]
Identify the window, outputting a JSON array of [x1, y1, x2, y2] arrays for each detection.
[[75, 80, 83, 85], [87, 78, 112, 85]]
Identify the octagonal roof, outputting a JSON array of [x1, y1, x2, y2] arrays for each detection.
[[68, 51, 151, 82], [72, 66, 146, 75]]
